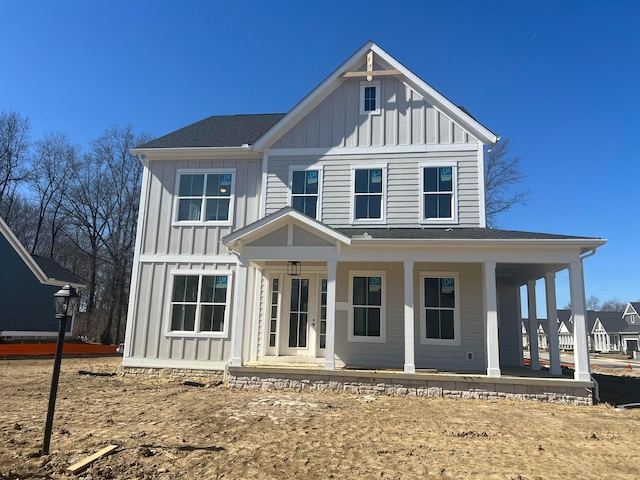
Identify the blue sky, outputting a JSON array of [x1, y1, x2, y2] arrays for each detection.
[[1, 0, 638, 309]]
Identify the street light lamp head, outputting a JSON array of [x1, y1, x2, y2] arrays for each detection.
[[53, 285, 80, 319]]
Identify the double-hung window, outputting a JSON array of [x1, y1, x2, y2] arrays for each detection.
[[170, 273, 230, 336], [290, 168, 321, 219], [420, 272, 460, 345], [422, 164, 457, 223], [348, 272, 386, 343], [353, 167, 385, 223], [176, 170, 234, 224], [360, 81, 380, 115]]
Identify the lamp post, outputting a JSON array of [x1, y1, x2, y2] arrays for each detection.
[[42, 284, 80, 456]]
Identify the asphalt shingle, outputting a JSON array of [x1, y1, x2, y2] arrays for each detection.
[[136, 113, 286, 149]]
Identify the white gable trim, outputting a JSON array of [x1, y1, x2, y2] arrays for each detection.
[[222, 208, 351, 252], [253, 41, 498, 151], [623, 303, 639, 317], [1, 216, 53, 286]]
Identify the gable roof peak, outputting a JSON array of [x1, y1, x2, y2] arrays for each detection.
[[253, 41, 498, 150]]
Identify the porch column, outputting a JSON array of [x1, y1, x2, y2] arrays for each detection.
[[569, 261, 590, 381], [516, 287, 524, 366], [527, 280, 540, 370], [403, 260, 415, 374], [324, 260, 337, 370], [545, 272, 562, 375], [483, 261, 500, 377], [230, 257, 248, 367]]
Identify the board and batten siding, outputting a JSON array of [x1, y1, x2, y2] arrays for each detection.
[[127, 261, 244, 364], [266, 151, 481, 228], [141, 157, 262, 257], [271, 76, 476, 149], [330, 262, 485, 371]]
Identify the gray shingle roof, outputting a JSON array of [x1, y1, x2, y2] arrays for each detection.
[[137, 113, 286, 149], [629, 302, 640, 314], [336, 228, 601, 241], [621, 324, 640, 333], [33, 256, 84, 285]]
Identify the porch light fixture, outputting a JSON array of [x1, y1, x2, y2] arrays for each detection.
[[287, 261, 301, 276], [42, 284, 80, 455]]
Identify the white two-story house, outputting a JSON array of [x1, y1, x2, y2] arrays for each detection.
[[124, 42, 605, 402]]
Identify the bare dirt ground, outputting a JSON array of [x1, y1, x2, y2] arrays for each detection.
[[1, 356, 639, 480]]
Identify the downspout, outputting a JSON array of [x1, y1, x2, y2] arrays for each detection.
[[580, 248, 600, 403]]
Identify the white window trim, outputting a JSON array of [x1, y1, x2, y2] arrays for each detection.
[[419, 161, 458, 225], [166, 269, 234, 338], [265, 273, 283, 353], [173, 168, 236, 226], [419, 271, 461, 346], [287, 165, 323, 221], [348, 270, 386, 343], [350, 164, 387, 225], [360, 81, 381, 115]]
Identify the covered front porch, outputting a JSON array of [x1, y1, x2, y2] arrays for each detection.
[[223, 209, 605, 395]]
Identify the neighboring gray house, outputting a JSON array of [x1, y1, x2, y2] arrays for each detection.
[[123, 41, 605, 389], [621, 303, 640, 354], [0, 216, 84, 337], [532, 309, 633, 354]]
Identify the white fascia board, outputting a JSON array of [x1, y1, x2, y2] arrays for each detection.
[[1, 213, 85, 290], [129, 146, 262, 160], [368, 44, 498, 145], [1, 216, 50, 285], [252, 41, 377, 151]]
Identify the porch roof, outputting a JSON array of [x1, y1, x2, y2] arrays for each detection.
[[339, 227, 601, 241], [339, 227, 605, 254]]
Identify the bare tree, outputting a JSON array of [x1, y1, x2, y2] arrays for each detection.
[[29, 132, 79, 256], [91, 125, 150, 344], [0, 111, 31, 221], [63, 125, 151, 343], [563, 294, 601, 311], [485, 138, 530, 227], [585, 294, 601, 311], [600, 298, 626, 312], [64, 151, 111, 314]]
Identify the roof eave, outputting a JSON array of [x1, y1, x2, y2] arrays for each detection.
[[130, 145, 262, 159], [350, 237, 606, 250]]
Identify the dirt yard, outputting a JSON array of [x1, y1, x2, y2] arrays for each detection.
[[1, 356, 639, 480]]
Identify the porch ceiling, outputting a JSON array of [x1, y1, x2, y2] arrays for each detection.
[[496, 263, 566, 286]]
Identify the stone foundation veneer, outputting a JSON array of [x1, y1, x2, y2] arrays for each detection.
[[120, 366, 223, 382], [227, 367, 593, 406], [120, 365, 592, 406]]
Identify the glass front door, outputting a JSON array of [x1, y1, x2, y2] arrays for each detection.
[[288, 277, 309, 348]]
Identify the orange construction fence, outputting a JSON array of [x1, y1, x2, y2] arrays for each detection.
[[0, 343, 118, 357]]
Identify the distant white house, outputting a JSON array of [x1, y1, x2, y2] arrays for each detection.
[[523, 307, 638, 355]]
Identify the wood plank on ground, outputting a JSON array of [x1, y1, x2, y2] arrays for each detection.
[[66, 444, 118, 474]]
